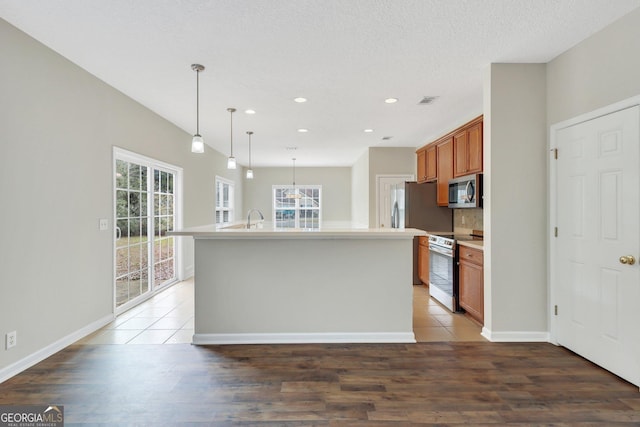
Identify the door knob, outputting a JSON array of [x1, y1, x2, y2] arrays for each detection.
[[619, 255, 636, 265]]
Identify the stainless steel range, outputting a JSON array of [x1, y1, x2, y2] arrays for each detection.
[[428, 234, 457, 312]]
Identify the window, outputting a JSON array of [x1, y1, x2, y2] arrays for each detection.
[[215, 177, 234, 225], [273, 185, 321, 229]]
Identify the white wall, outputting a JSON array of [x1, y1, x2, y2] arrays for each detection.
[[0, 19, 243, 376], [242, 167, 351, 224], [350, 149, 369, 227], [483, 64, 548, 338], [368, 147, 416, 227]]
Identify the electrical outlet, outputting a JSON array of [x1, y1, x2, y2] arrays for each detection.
[[99, 219, 108, 231], [461, 215, 466, 225], [6, 331, 16, 349]]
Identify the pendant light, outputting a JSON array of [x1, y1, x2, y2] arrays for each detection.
[[286, 158, 302, 199], [227, 108, 237, 169], [246, 131, 254, 179], [190, 64, 205, 153]]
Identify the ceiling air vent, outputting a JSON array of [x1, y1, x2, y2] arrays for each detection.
[[418, 96, 439, 105]]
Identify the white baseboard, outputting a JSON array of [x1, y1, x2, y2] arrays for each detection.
[[481, 327, 550, 342], [193, 332, 416, 345], [0, 314, 114, 384]]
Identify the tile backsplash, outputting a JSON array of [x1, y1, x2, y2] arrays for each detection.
[[454, 208, 483, 234]]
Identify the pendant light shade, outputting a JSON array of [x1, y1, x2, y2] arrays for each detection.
[[227, 107, 236, 169], [246, 131, 254, 179], [191, 64, 205, 153]]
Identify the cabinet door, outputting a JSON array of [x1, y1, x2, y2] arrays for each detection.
[[467, 121, 483, 174], [453, 130, 468, 177], [459, 256, 484, 324], [418, 242, 430, 285], [425, 144, 437, 181], [436, 138, 453, 206], [417, 149, 427, 183]]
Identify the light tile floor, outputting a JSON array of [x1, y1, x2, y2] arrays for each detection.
[[78, 278, 195, 345], [78, 280, 485, 345], [412, 284, 485, 342]]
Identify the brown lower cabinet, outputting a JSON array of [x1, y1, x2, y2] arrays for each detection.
[[458, 245, 484, 324], [418, 236, 430, 286]]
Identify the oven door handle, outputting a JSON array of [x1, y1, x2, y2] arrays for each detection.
[[429, 245, 453, 258]]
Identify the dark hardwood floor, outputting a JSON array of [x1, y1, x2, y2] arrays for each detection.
[[1, 342, 638, 425]]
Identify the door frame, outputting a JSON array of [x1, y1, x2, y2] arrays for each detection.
[[112, 147, 184, 314], [375, 174, 414, 229], [549, 94, 640, 345]]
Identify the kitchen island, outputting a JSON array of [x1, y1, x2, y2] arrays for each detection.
[[170, 225, 426, 344]]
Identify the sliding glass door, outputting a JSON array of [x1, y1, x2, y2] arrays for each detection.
[[114, 149, 180, 312]]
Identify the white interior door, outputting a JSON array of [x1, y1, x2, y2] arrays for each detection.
[[554, 105, 640, 387], [376, 175, 413, 228]]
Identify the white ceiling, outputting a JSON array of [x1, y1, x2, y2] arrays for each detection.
[[1, 1, 639, 167]]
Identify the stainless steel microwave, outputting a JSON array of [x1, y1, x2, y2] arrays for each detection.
[[448, 174, 482, 208]]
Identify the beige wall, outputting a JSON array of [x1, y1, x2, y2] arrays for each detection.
[[0, 19, 243, 375], [368, 147, 416, 227], [350, 149, 369, 227], [483, 63, 548, 338], [242, 167, 351, 224], [547, 8, 640, 125]]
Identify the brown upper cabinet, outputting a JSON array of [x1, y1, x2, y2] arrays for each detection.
[[454, 118, 483, 177], [416, 148, 427, 183], [416, 115, 483, 203], [435, 137, 453, 206], [416, 144, 437, 184], [425, 144, 437, 181]]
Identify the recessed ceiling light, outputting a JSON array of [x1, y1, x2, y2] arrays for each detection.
[[294, 97, 307, 103], [382, 136, 393, 140], [245, 109, 256, 114], [297, 128, 309, 133], [364, 129, 374, 133], [384, 98, 398, 104]]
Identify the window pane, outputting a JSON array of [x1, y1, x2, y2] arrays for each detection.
[[223, 184, 229, 208], [140, 218, 148, 243], [167, 173, 174, 193], [116, 160, 128, 189], [140, 166, 148, 192], [161, 171, 168, 193], [116, 190, 128, 219], [154, 169, 160, 192], [129, 163, 140, 191], [129, 192, 140, 217], [166, 194, 173, 216]]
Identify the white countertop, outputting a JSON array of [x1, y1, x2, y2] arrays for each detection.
[[457, 239, 484, 250], [169, 224, 427, 240]]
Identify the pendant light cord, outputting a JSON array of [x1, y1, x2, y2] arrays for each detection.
[[229, 110, 234, 157], [196, 69, 200, 135]]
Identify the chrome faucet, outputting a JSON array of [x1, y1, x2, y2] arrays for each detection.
[[246, 209, 264, 228]]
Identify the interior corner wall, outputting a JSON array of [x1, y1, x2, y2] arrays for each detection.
[[547, 7, 640, 126], [484, 63, 547, 337], [367, 147, 417, 227], [350, 149, 369, 227], [242, 167, 351, 224], [0, 18, 243, 377]]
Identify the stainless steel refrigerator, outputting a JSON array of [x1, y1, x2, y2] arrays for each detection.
[[391, 181, 453, 284]]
